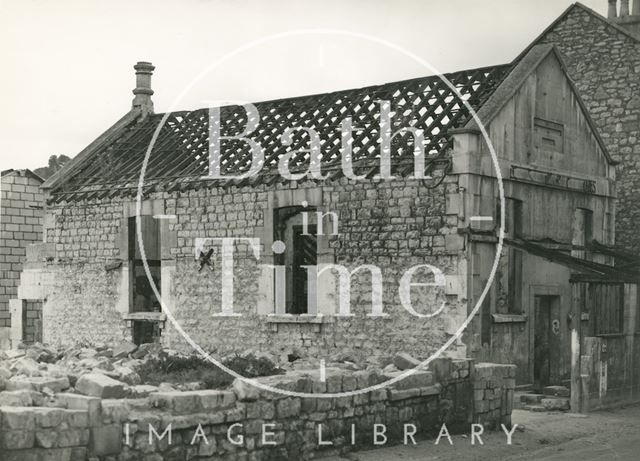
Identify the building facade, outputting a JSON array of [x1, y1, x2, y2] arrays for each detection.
[[11, 43, 630, 399], [0, 169, 44, 349], [533, 1, 640, 253]]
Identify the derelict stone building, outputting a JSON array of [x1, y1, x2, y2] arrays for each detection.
[[11, 40, 634, 398], [11, 0, 640, 407]]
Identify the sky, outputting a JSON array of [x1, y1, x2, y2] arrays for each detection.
[[0, 0, 609, 171]]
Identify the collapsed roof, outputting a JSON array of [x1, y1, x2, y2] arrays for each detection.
[[44, 63, 511, 203]]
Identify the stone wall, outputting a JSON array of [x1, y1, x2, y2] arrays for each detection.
[[0, 170, 43, 338], [18, 176, 468, 363], [539, 6, 640, 252], [0, 360, 516, 460]]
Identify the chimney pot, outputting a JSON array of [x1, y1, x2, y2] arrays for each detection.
[[132, 61, 155, 115], [609, 0, 618, 18], [621, 0, 630, 15]]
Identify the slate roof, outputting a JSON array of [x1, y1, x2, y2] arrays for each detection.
[[45, 63, 512, 203]]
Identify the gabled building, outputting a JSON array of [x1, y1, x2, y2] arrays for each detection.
[[10, 41, 637, 409], [527, 1, 640, 254], [495, 0, 640, 410]]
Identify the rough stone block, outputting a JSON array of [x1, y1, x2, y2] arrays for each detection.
[[392, 353, 421, 370], [2, 429, 35, 449], [419, 384, 441, 396], [6, 376, 70, 393], [233, 378, 260, 401], [113, 366, 141, 385], [542, 385, 570, 398], [385, 370, 434, 390], [325, 373, 342, 393], [0, 366, 11, 380], [32, 408, 66, 428], [100, 399, 131, 424], [90, 424, 122, 456], [369, 389, 388, 402], [0, 390, 33, 407], [445, 234, 465, 251], [76, 373, 125, 399], [541, 398, 570, 411], [428, 358, 453, 383], [57, 393, 102, 426], [341, 375, 357, 392], [150, 391, 196, 413], [389, 388, 420, 401], [1, 406, 36, 430], [276, 398, 301, 418], [198, 390, 237, 412], [112, 341, 138, 359], [126, 385, 158, 399]]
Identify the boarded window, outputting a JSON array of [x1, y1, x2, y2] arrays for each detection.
[[588, 283, 624, 335], [534, 118, 564, 154], [274, 207, 318, 314]]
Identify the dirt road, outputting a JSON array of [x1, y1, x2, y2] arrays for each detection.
[[320, 405, 640, 461]]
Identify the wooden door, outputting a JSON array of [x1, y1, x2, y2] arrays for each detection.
[[534, 296, 550, 388], [534, 295, 562, 388]]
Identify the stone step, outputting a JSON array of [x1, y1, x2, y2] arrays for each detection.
[[541, 397, 570, 411], [523, 404, 547, 412], [543, 385, 570, 398], [515, 383, 533, 392], [519, 393, 545, 404]]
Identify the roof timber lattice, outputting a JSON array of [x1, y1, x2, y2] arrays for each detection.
[[49, 64, 512, 203]]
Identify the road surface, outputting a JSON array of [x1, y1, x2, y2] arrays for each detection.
[[319, 405, 640, 461]]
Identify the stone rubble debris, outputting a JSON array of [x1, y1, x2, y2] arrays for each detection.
[[0, 342, 402, 406]]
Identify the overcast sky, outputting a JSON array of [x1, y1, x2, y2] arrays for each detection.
[[0, 0, 608, 171]]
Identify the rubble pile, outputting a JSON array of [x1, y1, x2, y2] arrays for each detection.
[[0, 343, 415, 407], [0, 342, 167, 407]]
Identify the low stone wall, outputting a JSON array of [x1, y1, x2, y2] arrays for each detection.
[[0, 360, 515, 460]]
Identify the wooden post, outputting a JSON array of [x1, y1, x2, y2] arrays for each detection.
[[570, 328, 581, 412], [624, 284, 638, 400], [621, 0, 631, 16], [609, 0, 618, 18]]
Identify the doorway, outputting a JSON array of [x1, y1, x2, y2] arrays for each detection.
[[128, 216, 162, 345], [534, 295, 562, 389], [22, 300, 43, 344]]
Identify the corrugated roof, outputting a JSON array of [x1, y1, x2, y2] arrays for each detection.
[[48, 64, 511, 203]]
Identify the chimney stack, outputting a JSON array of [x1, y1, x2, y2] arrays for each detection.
[[132, 61, 155, 115], [609, 0, 618, 18], [608, 0, 640, 34], [621, 0, 630, 15]]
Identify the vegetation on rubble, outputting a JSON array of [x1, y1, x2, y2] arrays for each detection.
[[136, 351, 284, 389]]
